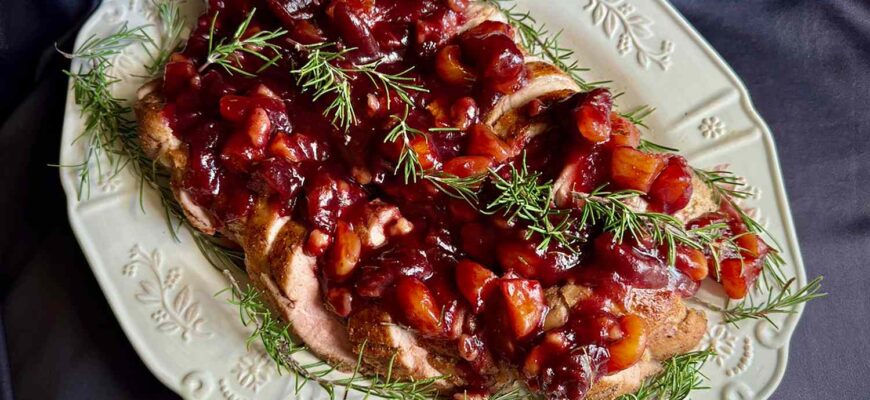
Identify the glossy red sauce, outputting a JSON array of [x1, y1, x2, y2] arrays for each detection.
[[158, 1, 765, 398]]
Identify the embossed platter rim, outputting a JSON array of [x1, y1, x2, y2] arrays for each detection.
[[59, 0, 808, 399]]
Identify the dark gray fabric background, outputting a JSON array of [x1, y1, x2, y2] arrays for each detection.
[[0, 0, 867, 399]]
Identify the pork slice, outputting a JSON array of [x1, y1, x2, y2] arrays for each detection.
[[586, 355, 662, 400], [544, 283, 707, 362], [346, 306, 457, 390], [674, 173, 719, 223], [249, 208, 357, 369], [135, 81, 186, 170], [459, 2, 502, 33], [135, 84, 220, 234], [485, 62, 580, 128]]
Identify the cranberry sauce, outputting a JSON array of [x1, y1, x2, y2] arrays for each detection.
[[156, 1, 753, 398]]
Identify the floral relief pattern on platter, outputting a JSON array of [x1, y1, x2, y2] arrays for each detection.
[[124, 245, 213, 342], [702, 324, 754, 378], [584, 0, 675, 70]]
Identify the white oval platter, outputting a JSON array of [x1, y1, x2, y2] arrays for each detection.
[[59, 0, 809, 399]]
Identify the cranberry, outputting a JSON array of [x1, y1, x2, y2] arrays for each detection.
[[593, 233, 669, 289], [330, 2, 379, 56], [426, 276, 467, 339], [219, 95, 251, 122], [163, 60, 197, 99], [355, 266, 395, 298], [462, 33, 525, 92], [572, 89, 613, 143], [553, 142, 608, 207], [460, 222, 496, 265], [648, 156, 693, 214], [415, 9, 459, 57], [220, 132, 266, 173], [201, 71, 235, 104], [249, 158, 305, 199], [305, 173, 366, 233], [564, 312, 623, 345], [448, 199, 480, 223], [184, 121, 224, 204], [212, 173, 255, 223], [539, 345, 609, 400]]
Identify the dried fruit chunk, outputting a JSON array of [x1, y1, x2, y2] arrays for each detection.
[[498, 278, 546, 339], [467, 123, 511, 162], [572, 89, 613, 143], [325, 221, 362, 282], [395, 277, 442, 335], [497, 241, 545, 279], [435, 45, 476, 86], [672, 244, 709, 281], [443, 156, 492, 178], [455, 260, 498, 313], [719, 258, 762, 299], [607, 113, 640, 148], [606, 314, 647, 372], [610, 146, 667, 193], [327, 287, 353, 317]]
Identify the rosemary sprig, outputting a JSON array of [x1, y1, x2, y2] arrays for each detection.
[[486, 155, 581, 252], [354, 61, 428, 110], [60, 23, 150, 199], [201, 9, 287, 76], [714, 277, 825, 328], [637, 140, 679, 153], [59, 24, 150, 61], [292, 43, 427, 131], [382, 109, 483, 203], [617, 349, 716, 400], [577, 186, 722, 266], [693, 167, 825, 323], [486, 0, 602, 91], [292, 43, 357, 131], [63, 15, 242, 260], [424, 172, 486, 204], [384, 107, 427, 183], [146, 0, 186, 76], [692, 169, 753, 202], [619, 105, 656, 129], [223, 273, 444, 400]]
